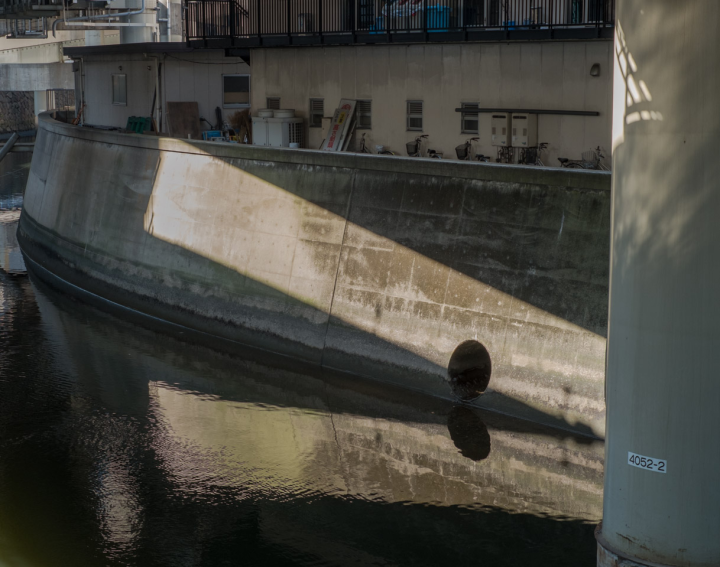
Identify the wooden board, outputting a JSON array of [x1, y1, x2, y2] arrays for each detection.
[[166, 101, 201, 140]]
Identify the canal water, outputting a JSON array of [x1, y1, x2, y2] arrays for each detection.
[[0, 156, 602, 566]]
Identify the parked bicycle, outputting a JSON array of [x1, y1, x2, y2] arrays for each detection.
[[406, 134, 429, 157], [558, 146, 609, 170], [455, 137, 491, 162], [359, 133, 396, 155], [455, 137, 478, 160], [520, 142, 548, 166]]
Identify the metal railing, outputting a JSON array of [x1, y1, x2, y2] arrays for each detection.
[[186, 0, 614, 43]]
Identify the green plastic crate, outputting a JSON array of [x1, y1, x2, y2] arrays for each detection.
[[126, 116, 152, 133]]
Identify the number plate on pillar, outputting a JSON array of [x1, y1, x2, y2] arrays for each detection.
[[628, 452, 667, 473]]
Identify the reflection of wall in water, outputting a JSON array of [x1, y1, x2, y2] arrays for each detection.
[[30, 278, 602, 565], [35, 277, 603, 522], [0, 214, 25, 273]]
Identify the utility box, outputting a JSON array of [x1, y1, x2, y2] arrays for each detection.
[[252, 110, 304, 148], [511, 113, 538, 147], [491, 113, 511, 146]]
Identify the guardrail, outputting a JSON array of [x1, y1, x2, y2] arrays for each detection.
[[186, 0, 614, 44]]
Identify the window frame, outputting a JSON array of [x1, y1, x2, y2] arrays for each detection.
[[461, 102, 479, 134], [309, 98, 324, 128], [406, 100, 423, 132], [356, 99, 372, 130], [222, 74, 251, 109], [111, 73, 127, 106]]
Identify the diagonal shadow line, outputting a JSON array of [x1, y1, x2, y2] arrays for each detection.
[[184, 139, 611, 339], [20, 119, 607, 437]]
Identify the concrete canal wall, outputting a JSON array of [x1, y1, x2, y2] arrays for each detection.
[[19, 113, 611, 436]]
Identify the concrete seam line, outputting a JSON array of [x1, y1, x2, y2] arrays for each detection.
[[319, 170, 355, 368], [38, 113, 611, 192]]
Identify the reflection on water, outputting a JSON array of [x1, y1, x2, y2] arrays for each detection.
[[0, 152, 29, 211], [0, 211, 25, 274], [0, 157, 602, 566]]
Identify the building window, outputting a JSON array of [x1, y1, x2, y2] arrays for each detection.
[[309, 98, 324, 128], [266, 97, 281, 110], [356, 99, 372, 129], [461, 102, 479, 134], [112, 74, 127, 106], [223, 74, 250, 108], [407, 100, 423, 131]]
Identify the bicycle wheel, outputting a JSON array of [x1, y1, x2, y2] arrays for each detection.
[[565, 163, 583, 169]]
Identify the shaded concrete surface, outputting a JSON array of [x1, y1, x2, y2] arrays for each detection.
[[0, 63, 74, 91], [18, 113, 611, 436]]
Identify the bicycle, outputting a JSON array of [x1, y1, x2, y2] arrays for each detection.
[[358, 133, 372, 154], [359, 133, 396, 155], [520, 142, 548, 166], [456, 137, 491, 162], [455, 137, 479, 160], [406, 134, 429, 157], [558, 146, 609, 170]]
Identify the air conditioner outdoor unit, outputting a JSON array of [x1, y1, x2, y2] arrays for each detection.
[[252, 109, 304, 148]]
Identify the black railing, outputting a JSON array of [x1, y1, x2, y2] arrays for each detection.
[[186, 0, 614, 44]]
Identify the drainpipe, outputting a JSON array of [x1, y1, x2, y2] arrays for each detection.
[[52, 0, 146, 38], [78, 57, 86, 125], [147, 55, 161, 131]]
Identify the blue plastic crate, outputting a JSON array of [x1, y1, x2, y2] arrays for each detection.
[[426, 6, 450, 32], [202, 130, 222, 141]]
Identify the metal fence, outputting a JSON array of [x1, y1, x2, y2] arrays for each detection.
[[186, 0, 614, 42]]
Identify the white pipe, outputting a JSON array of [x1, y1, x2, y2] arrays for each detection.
[[62, 22, 156, 27], [52, 0, 146, 38]]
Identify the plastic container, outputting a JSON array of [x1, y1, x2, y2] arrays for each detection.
[[289, 142, 300, 149], [202, 130, 222, 141], [273, 109, 295, 118], [370, 15, 385, 34], [426, 6, 450, 32], [257, 109, 274, 118]]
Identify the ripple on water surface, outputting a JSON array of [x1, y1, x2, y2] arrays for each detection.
[[0, 162, 602, 566]]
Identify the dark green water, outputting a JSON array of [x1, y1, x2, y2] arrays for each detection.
[[0, 158, 602, 567]]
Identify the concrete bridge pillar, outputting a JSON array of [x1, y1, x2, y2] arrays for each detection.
[[84, 30, 103, 46], [598, 1, 720, 566], [120, 0, 157, 44], [33, 90, 47, 125]]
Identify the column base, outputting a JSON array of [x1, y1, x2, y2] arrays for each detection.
[[596, 524, 675, 567]]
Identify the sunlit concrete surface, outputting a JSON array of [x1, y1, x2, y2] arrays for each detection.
[[599, 2, 720, 566], [19, 113, 610, 436]]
